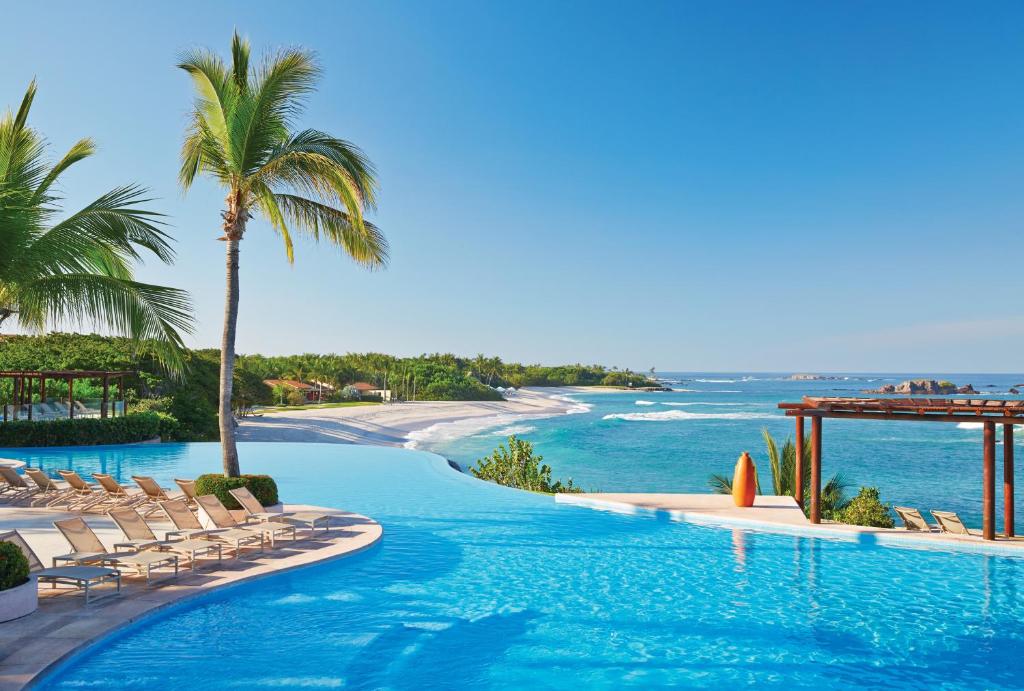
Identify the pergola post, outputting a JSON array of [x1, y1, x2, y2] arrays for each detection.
[[102, 374, 110, 419], [25, 377, 32, 421], [794, 416, 805, 509], [39, 376, 46, 407], [983, 421, 995, 540], [810, 416, 822, 524], [68, 377, 74, 419], [117, 376, 124, 417], [13, 376, 21, 421], [1005, 423, 1014, 538]]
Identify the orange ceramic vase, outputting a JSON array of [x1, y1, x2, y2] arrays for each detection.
[[731, 451, 756, 507]]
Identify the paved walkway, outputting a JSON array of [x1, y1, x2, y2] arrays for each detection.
[[0, 505, 381, 690], [556, 493, 1024, 555]]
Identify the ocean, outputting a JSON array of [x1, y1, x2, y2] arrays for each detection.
[[418, 372, 1024, 529]]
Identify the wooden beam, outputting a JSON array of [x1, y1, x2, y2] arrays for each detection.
[[983, 421, 995, 540], [784, 409, 1024, 426], [810, 416, 822, 524], [1005, 424, 1015, 538], [794, 416, 805, 510]]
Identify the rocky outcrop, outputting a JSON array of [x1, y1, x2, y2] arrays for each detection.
[[865, 379, 974, 395], [789, 374, 824, 380], [1010, 388, 1020, 395]]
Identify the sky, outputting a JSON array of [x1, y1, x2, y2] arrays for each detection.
[[2, 1, 1022, 372]]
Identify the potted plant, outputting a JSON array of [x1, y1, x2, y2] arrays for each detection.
[[0, 541, 36, 622]]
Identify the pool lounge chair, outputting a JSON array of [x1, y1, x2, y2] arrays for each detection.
[[107, 507, 222, 571], [174, 478, 199, 507], [57, 470, 110, 512], [0, 466, 38, 504], [24, 468, 74, 508], [53, 517, 179, 586], [0, 530, 121, 604], [229, 487, 333, 535], [893, 506, 938, 533], [159, 499, 264, 557], [132, 475, 179, 516], [195, 494, 297, 547], [930, 510, 982, 537], [92, 473, 147, 509]]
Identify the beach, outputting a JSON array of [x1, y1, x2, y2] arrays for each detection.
[[236, 387, 596, 447]]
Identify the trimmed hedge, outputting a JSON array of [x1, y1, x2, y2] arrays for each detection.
[[0, 412, 170, 448], [194, 474, 279, 510], [0, 542, 30, 591]]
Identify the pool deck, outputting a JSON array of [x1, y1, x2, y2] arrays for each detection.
[[0, 504, 382, 691], [556, 493, 1024, 555]]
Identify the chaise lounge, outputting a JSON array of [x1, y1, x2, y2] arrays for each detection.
[[53, 517, 179, 586], [228, 486, 333, 536], [0, 530, 121, 604]]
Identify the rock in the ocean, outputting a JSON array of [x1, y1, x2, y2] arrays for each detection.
[[957, 384, 978, 394], [1009, 388, 1020, 395]]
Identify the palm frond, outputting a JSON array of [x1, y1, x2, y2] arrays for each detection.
[[708, 473, 733, 495], [31, 137, 94, 202], [231, 30, 250, 91], [271, 193, 388, 268], [762, 427, 783, 495], [176, 49, 235, 171]]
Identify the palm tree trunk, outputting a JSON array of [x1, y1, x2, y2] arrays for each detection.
[[219, 236, 241, 477]]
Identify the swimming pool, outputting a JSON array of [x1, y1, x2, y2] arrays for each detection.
[[9, 442, 1024, 689]]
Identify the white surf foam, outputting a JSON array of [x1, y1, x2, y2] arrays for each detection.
[[491, 425, 537, 436], [603, 410, 777, 422], [635, 400, 657, 406], [660, 402, 746, 407], [694, 378, 738, 383]]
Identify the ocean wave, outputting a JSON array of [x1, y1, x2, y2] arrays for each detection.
[[956, 422, 984, 430], [660, 401, 746, 407], [602, 410, 777, 422], [694, 378, 737, 383], [492, 425, 536, 436], [671, 388, 700, 392], [635, 400, 657, 406], [546, 393, 593, 415]]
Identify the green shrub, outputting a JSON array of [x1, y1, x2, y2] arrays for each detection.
[[0, 413, 166, 447], [194, 474, 279, 510], [837, 487, 895, 528], [285, 390, 307, 406], [0, 542, 30, 591], [471, 435, 583, 494]]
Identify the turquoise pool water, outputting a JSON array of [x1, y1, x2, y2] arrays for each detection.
[[6, 442, 1022, 689], [425, 373, 1024, 529]]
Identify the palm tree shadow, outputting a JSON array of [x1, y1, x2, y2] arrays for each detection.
[[344, 609, 537, 690]]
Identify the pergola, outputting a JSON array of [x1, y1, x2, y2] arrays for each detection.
[[778, 396, 1022, 541], [0, 370, 133, 422]]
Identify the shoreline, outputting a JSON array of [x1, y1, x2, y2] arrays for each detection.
[[236, 386, 609, 449]]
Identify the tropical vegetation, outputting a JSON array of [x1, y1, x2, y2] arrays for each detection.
[[0, 412, 174, 447], [471, 435, 584, 494], [0, 541, 29, 591], [0, 332, 649, 443], [193, 473, 279, 510], [177, 31, 388, 477], [837, 487, 895, 528], [0, 82, 192, 373]]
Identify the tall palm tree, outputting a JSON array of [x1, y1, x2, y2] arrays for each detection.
[[0, 82, 192, 372], [178, 32, 388, 476]]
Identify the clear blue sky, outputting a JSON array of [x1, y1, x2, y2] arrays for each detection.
[[3, 1, 1022, 372]]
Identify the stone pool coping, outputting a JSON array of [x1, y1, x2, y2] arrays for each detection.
[[0, 505, 382, 691], [556, 493, 1024, 557]]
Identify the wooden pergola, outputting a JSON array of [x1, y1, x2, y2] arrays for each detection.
[[0, 370, 133, 422], [778, 396, 1022, 541]]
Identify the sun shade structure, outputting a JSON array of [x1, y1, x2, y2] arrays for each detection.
[[0, 370, 133, 422], [779, 396, 1019, 540]]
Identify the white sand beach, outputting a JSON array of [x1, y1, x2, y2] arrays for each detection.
[[237, 387, 600, 447]]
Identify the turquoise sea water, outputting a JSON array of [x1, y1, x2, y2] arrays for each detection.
[[422, 373, 1024, 530], [4, 442, 1022, 689]]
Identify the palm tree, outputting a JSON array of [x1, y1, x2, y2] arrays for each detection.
[[178, 32, 387, 476], [708, 428, 851, 518], [0, 82, 192, 372]]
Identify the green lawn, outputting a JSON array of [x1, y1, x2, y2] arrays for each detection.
[[256, 401, 382, 413]]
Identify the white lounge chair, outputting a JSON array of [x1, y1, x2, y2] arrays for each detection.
[[53, 517, 179, 586], [0, 530, 121, 604], [931, 510, 982, 537], [195, 494, 297, 547], [108, 507, 222, 571], [228, 487, 333, 535], [893, 506, 938, 533], [24, 468, 74, 508], [159, 499, 264, 557]]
